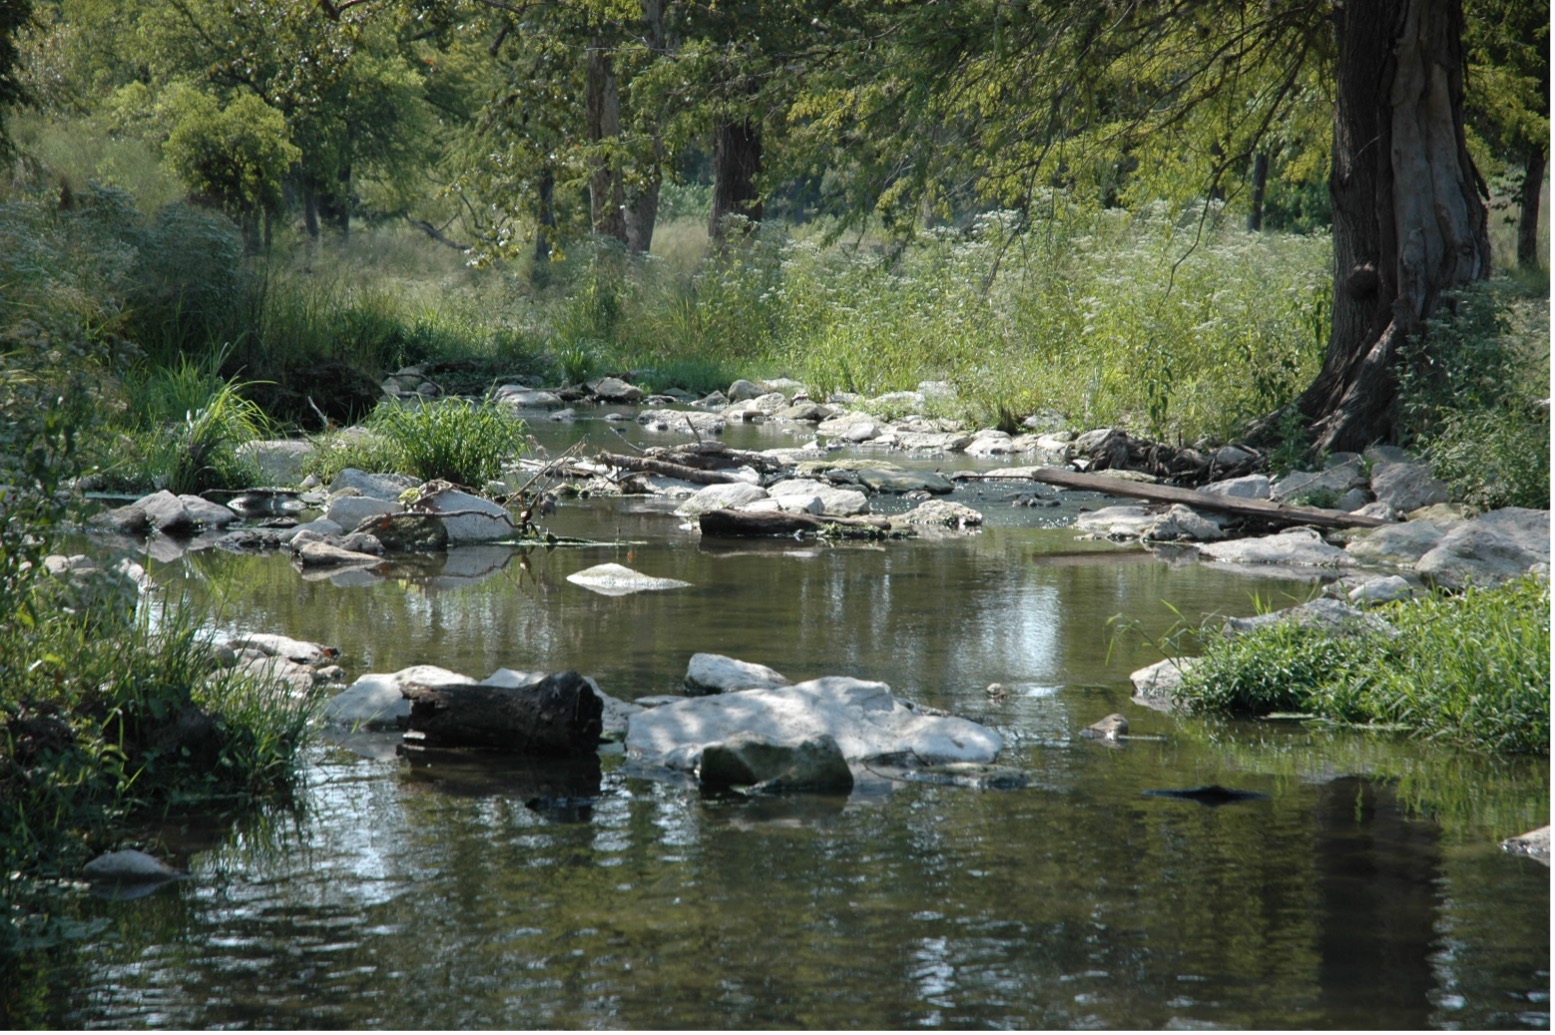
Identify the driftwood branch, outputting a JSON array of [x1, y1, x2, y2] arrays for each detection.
[[699, 509, 894, 538], [990, 468, 1389, 529], [597, 451, 749, 485]]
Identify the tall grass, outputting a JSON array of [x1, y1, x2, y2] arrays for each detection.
[[368, 398, 528, 486], [1172, 576, 1550, 754]]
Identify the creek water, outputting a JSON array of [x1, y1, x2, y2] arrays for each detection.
[[24, 415, 1553, 1028]]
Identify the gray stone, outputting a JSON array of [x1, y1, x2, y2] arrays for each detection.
[[727, 378, 765, 401], [291, 539, 383, 569], [327, 494, 403, 530], [1144, 505, 1227, 542], [1347, 575, 1417, 606], [279, 517, 344, 544], [177, 495, 239, 529], [414, 485, 514, 543], [674, 482, 770, 517], [224, 633, 337, 667], [1415, 507, 1551, 589], [1370, 461, 1450, 513], [494, 386, 565, 409], [1335, 487, 1373, 512], [775, 403, 830, 422], [566, 562, 692, 596], [589, 376, 644, 402], [83, 849, 181, 883], [329, 468, 419, 501], [1197, 527, 1355, 568], [1131, 658, 1197, 703], [323, 664, 470, 727], [767, 478, 870, 516], [1406, 502, 1476, 526], [1200, 473, 1271, 499], [625, 676, 1003, 771], [355, 511, 449, 552], [639, 409, 726, 436], [893, 430, 974, 452], [1501, 826, 1551, 865], [1345, 519, 1446, 567], [963, 431, 1014, 457], [686, 653, 792, 695], [1213, 444, 1259, 467], [698, 732, 855, 793], [135, 490, 196, 534], [1075, 505, 1155, 539], [237, 439, 315, 485], [1080, 713, 1129, 740], [899, 499, 984, 530], [857, 469, 955, 495], [1270, 459, 1367, 503], [1224, 597, 1396, 638]]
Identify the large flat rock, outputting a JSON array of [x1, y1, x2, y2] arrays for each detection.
[[625, 676, 1002, 771], [1415, 507, 1550, 589]]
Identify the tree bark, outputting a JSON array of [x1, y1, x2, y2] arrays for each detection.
[[709, 116, 763, 245], [1283, 0, 1489, 454], [1247, 151, 1269, 232], [532, 166, 557, 277], [401, 672, 603, 756], [624, 0, 667, 254], [586, 40, 628, 245], [1517, 144, 1546, 270]]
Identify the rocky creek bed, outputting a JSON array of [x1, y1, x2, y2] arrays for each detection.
[[41, 373, 1550, 1028]]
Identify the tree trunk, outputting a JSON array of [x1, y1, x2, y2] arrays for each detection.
[[532, 166, 557, 282], [401, 671, 603, 756], [1285, 0, 1489, 454], [586, 40, 627, 245], [1517, 144, 1546, 270], [1247, 151, 1269, 232], [624, 0, 667, 255], [709, 116, 763, 245]]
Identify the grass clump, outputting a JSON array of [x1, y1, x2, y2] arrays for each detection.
[[1174, 576, 1550, 754], [367, 398, 527, 486]]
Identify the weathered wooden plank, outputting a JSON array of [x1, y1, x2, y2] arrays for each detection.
[[1005, 467, 1389, 529]]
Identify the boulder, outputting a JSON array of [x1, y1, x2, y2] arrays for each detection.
[[1075, 505, 1155, 539], [327, 494, 403, 530], [1131, 658, 1197, 711], [1143, 504, 1226, 542], [727, 378, 765, 402], [414, 484, 514, 543], [1415, 507, 1551, 590], [767, 478, 870, 516], [355, 511, 449, 552], [624, 676, 1003, 771], [1346, 575, 1417, 606], [639, 409, 726, 436], [1501, 826, 1551, 865], [1223, 597, 1396, 638], [322, 664, 471, 727], [1370, 461, 1449, 513], [329, 468, 420, 501], [494, 386, 565, 409], [82, 849, 181, 883], [963, 431, 1014, 457], [1345, 520, 1446, 567], [134, 490, 196, 535], [674, 482, 770, 517], [898, 499, 984, 530], [1197, 527, 1356, 568], [1270, 457, 1368, 503], [857, 468, 955, 495], [1080, 713, 1129, 740], [225, 633, 338, 667], [238, 439, 314, 485], [279, 517, 344, 543], [1200, 473, 1271, 499], [589, 376, 644, 403], [179, 495, 239, 529], [685, 653, 791, 695], [698, 732, 855, 793], [893, 430, 974, 453], [566, 562, 692, 596], [291, 539, 384, 569]]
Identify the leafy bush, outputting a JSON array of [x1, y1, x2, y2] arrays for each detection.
[[368, 398, 527, 485], [1174, 577, 1551, 754], [299, 427, 407, 484]]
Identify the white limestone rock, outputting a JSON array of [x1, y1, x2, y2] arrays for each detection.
[[685, 652, 792, 695], [566, 562, 692, 596]]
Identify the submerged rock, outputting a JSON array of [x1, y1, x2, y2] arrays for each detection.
[[1080, 713, 1130, 740], [1501, 826, 1551, 865], [566, 562, 692, 596], [625, 676, 1002, 772], [1142, 784, 1269, 806]]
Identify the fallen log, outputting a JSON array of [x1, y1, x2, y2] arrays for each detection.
[[400, 671, 602, 756], [597, 451, 749, 485], [1013, 467, 1389, 529], [699, 509, 895, 538]]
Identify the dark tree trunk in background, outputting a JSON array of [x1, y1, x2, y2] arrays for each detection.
[[1517, 144, 1546, 270], [532, 167, 557, 265], [1284, 0, 1489, 454], [1248, 151, 1269, 231], [709, 116, 763, 245], [624, 0, 667, 254], [586, 41, 628, 245]]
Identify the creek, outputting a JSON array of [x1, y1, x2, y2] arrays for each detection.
[[30, 415, 1552, 1028]]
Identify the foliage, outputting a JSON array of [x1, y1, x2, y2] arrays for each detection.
[[1398, 279, 1551, 510], [1173, 577, 1551, 754], [160, 84, 299, 237], [368, 398, 527, 486], [164, 377, 271, 495], [298, 428, 406, 484]]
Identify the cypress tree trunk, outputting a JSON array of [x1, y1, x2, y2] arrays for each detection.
[[708, 117, 762, 245], [1517, 144, 1546, 270], [586, 41, 628, 245], [1286, 0, 1489, 454]]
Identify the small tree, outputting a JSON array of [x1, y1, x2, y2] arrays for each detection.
[[161, 85, 299, 250]]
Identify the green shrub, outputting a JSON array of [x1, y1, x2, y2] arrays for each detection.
[[299, 428, 407, 483], [1174, 577, 1551, 754], [367, 398, 527, 485]]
